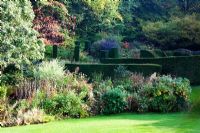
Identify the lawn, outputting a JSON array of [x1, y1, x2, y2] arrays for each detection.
[[1, 113, 200, 133], [1, 87, 200, 133]]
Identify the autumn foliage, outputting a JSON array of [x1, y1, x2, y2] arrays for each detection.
[[33, 1, 76, 46]]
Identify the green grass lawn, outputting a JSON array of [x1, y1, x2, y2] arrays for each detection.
[[1, 113, 200, 133], [1, 87, 200, 133]]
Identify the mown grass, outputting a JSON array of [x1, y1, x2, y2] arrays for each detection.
[[1, 87, 200, 133]]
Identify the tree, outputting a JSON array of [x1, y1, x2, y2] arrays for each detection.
[[142, 15, 200, 50], [0, 0, 45, 70], [33, 1, 76, 48], [56, 0, 123, 42], [83, 0, 122, 26], [177, 0, 200, 13]]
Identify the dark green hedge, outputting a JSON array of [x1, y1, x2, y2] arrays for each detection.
[[165, 51, 174, 56], [140, 49, 167, 58], [154, 49, 167, 57], [100, 56, 200, 85], [65, 63, 162, 78], [140, 50, 156, 58], [109, 48, 119, 58]]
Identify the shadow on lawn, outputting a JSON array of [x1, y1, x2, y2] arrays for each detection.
[[93, 113, 200, 132], [128, 114, 200, 133], [136, 115, 200, 133]]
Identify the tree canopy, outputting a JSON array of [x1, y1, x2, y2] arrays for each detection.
[[0, 0, 45, 69]]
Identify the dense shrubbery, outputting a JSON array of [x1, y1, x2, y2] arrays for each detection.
[[0, 71, 23, 86], [90, 66, 192, 114], [34, 60, 93, 117], [0, 60, 94, 127], [121, 73, 191, 113], [144, 76, 191, 112], [42, 92, 88, 118], [112, 67, 191, 113], [101, 87, 127, 114], [0, 61, 193, 127]]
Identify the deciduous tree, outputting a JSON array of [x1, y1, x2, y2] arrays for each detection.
[[0, 0, 45, 69]]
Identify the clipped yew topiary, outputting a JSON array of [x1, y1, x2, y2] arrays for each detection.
[[74, 41, 80, 62]]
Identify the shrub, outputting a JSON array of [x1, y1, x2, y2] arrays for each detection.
[[148, 85, 177, 112], [42, 91, 88, 118], [33, 61, 94, 115], [114, 66, 132, 79], [142, 75, 191, 112], [121, 49, 140, 58], [135, 95, 149, 113], [16, 108, 54, 126], [125, 74, 192, 113], [79, 52, 94, 63], [0, 86, 7, 100], [100, 39, 119, 51], [0, 72, 23, 86], [0, 86, 7, 121], [171, 77, 191, 111], [34, 60, 66, 95], [93, 77, 113, 94], [1, 107, 53, 127], [130, 73, 145, 93], [62, 71, 94, 103], [113, 66, 132, 91], [113, 71, 146, 112], [90, 38, 119, 58], [92, 73, 113, 114], [127, 94, 138, 112], [34, 60, 65, 82], [101, 87, 127, 114]]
